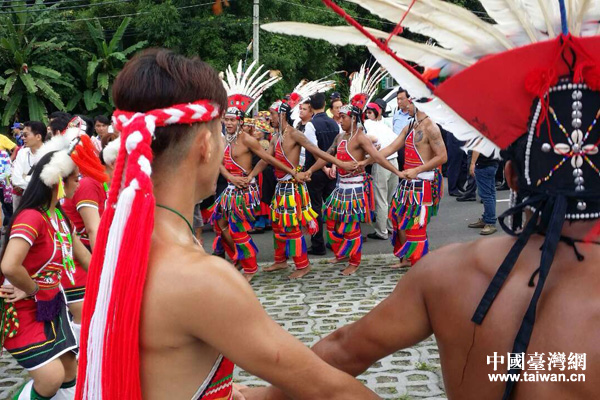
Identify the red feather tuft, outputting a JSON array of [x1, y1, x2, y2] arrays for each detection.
[[351, 93, 368, 110], [71, 134, 109, 184]]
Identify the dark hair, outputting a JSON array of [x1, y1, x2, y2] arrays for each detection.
[[23, 121, 47, 141], [49, 111, 71, 121], [75, 115, 94, 136], [94, 115, 110, 125], [112, 48, 227, 165], [397, 87, 411, 99], [49, 116, 70, 135], [301, 99, 311, 106], [309, 92, 326, 110], [1, 151, 70, 256], [331, 98, 343, 108]]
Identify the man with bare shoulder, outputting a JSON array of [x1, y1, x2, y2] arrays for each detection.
[[212, 106, 304, 282], [250, 101, 358, 279], [75, 49, 380, 400], [369, 100, 447, 267], [306, 105, 403, 276], [210, 63, 304, 282], [247, 38, 600, 400]]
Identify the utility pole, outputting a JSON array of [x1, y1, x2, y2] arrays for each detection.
[[253, 0, 259, 64], [252, 0, 260, 115]]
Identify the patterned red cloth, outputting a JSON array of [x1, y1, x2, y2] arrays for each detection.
[[273, 137, 295, 179], [223, 144, 246, 177]]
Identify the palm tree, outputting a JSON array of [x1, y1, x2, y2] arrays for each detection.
[[67, 17, 147, 115], [0, 0, 73, 125]]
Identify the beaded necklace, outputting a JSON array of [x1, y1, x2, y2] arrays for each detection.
[[44, 208, 76, 285]]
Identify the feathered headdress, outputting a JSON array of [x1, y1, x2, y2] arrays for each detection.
[[287, 77, 337, 108], [348, 61, 388, 110], [36, 116, 109, 186], [222, 59, 282, 118], [264, 0, 600, 396]]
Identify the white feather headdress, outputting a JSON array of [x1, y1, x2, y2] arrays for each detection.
[[39, 150, 76, 187], [101, 137, 121, 167], [222, 59, 282, 114], [348, 60, 388, 109]]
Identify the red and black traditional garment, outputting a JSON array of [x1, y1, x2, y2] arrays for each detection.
[[323, 137, 374, 267], [389, 125, 443, 264], [210, 144, 260, 274], [1, 209, 78, 370], [270, 135, 317, 271], [61, 177, 107, 303], [191, 354, 234, 400]]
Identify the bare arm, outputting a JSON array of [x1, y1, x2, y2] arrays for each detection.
[[250, 250, 437, 400], [305, 134, 340, 175], [0, 238, 37, 295], [79, 206, 101, 250], [362, 126, 408, 167], [249, 137, 277, 180], [178, 255, 379, 400], [244, 134, 297, 178], [357, 133, 402, 178]]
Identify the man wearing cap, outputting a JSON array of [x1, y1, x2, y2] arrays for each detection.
[[364, 101, 399, 241]]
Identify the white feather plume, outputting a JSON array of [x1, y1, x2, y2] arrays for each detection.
[[349, 61, 388, 105], [222, 59, 282, 111], [34, 127, 81, 164], [343, 0, 513, 54], [263, 0, 600, 156], [368, 46, 500, 157], [262, 22, 476, 75], [39, 150, 76, 187], [102, 137, 121, 167]]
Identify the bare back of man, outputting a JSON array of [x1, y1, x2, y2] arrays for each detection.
[[306, 226, 600, 399]]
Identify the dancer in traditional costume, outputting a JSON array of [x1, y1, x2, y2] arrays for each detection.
[[370, 100, 447, 266], [75, 48, 378, 400], [0, 149, 91, 400], [260, 2, 600, 399], [212, 60, 303, 281], [30, 116, 110, 343], [250, 96, 355, 279], [308, 104, 402, 275]]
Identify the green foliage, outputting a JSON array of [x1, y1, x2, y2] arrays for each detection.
[[0, 0, 70, 125], [0, 0, 483, 129]]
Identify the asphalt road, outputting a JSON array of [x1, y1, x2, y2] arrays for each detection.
[[200, 179, 511, 263]]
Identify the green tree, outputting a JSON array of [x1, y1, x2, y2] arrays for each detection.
[[67, 17, 147, 115], [0, 0, 74, 125]]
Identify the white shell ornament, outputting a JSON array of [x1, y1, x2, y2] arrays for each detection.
[[583, 145, 599, 155], [554, 143, 571, 155], [571, 155, 584, 168]]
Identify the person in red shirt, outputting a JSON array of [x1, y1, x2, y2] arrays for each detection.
[[0, 150, 91, 400]]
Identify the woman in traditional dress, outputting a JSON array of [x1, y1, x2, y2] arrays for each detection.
[[0, 150, 91, 400]]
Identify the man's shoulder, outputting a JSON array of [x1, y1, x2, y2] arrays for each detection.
[[416, 236, 517, 289], [150, 248, 245, 302]]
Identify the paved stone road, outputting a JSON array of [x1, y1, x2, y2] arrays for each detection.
[[1, 255, 446, 399], [234, 254, 446, 400]]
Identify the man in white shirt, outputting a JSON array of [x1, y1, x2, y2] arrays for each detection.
[[11, 121, 46, 209], [294, 100, 313, 167], [364, 102, 399, 240]]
